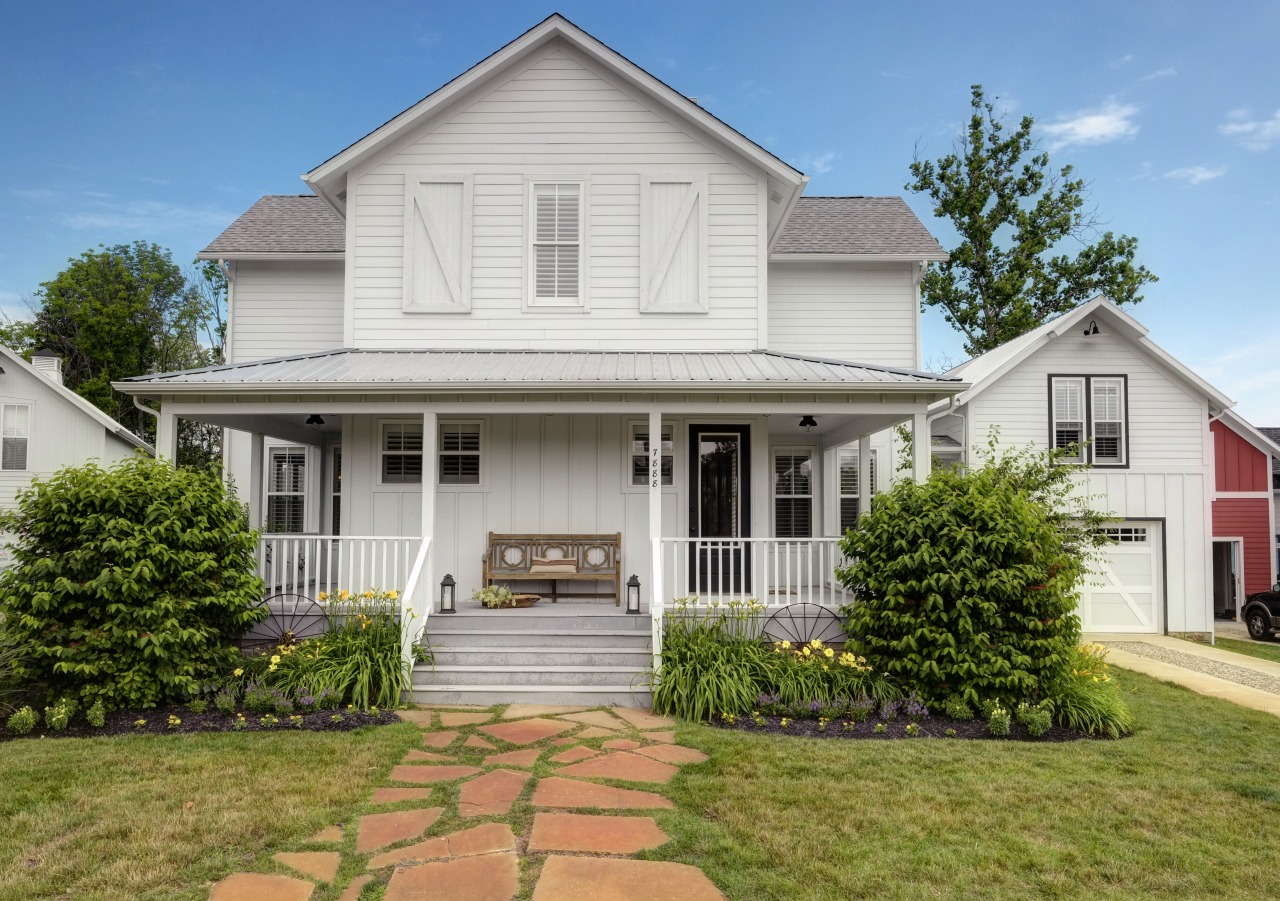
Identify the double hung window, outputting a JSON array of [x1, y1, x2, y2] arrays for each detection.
[[1050, 375, 1128, 466], [531, 183, 583, 306]]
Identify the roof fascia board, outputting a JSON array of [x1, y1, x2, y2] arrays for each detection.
[[1219, 408, 1280, 459], [770, 251, 950, 263], [113, 379, 967, 396], [196, 251, 345, 262], [767, 175, 809, 251]]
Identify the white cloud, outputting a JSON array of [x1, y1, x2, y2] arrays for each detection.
[[1141, 66, 1177, 81], [1040, 100, 1140, 150], [62, 199, 234, 233], [794, 150, 839, 175], [9, 187, 61, 202], [1220, 108, 1280, 150], [1110, 53, 1135, 69], [1164, 165, 1227, 185]]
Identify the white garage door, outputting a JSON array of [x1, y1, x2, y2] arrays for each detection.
[[1081, 523, 1162, 633]]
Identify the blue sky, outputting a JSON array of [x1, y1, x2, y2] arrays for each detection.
[[3, 1, 1279, 422]]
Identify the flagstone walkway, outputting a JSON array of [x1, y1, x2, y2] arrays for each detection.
[[208, 704, 722, 900]]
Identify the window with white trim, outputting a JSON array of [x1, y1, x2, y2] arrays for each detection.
[[266, 447, 306, 533], [837, 448, 876, 532], [1, 404, 29, 471], [773, 448, 813, 539], [380, 422, 423, 484], [1050, 375, 1128, 466], [439, 422, 481, 485], [630, 424, 673, 487], [531, 183, 582, 306]]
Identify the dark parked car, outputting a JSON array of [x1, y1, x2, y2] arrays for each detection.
[[1242, 584, 1280, 640]]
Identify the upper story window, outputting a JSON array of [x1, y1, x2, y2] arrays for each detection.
[[1050, 375, 1128, 467], [381, 422, 424, 484], [773, 448, 813, 539], [837, 448, 876, 532], [439, 422, 482, 485], [1, 404, 30, 471], [630, 424, 673, 487], [531, 183, 583, 307]]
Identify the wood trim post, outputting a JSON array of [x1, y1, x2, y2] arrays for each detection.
[[248, 432, 264, 530], [156, 409, 178, 461], [912, 412, 930, 484], [422, 411, 438, 610], [857, 433, 873, 521], [649, 410, 662, 610]]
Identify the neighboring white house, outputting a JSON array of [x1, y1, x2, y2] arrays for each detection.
[[0, 346, 150, 564], [114, 12, 965, 641], [917, 296, 1236, 638]]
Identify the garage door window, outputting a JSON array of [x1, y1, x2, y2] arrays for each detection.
[[1099, 526, 1147, 543], [1050, 375, 1128, 467]]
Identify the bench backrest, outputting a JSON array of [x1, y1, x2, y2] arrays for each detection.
[[485, 532, 621, 577]]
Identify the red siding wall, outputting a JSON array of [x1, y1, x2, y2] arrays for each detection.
[[1213, 420, 1269, 492], [1212, 497, 1273, 595]]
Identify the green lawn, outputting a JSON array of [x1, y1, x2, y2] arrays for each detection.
[[1208, 635, 1280, 666], [648, 669, 1280, 900], [0, 722, 420, 901]]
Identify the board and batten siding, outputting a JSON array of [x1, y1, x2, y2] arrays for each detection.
[[229, 260, 345, 363], [1212, 497, 1273, 596], [346, 39, 764, 351], [768, 262, 918, 368]]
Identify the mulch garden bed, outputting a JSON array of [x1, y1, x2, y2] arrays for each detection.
[[1, 705, 401, 742], [712, 713, 1109, 742]]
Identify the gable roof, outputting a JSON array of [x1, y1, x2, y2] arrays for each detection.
[[0, 346, 151, 452], [940, 296, 1236, 412], [1219, 410, 1280, 465], [199, 196, 344, 258], [302, 13, 806, 236], [771, 197, 947, 261], [1262, 427, 1280, 474]]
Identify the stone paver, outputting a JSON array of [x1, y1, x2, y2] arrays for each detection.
[[422, 730, 460, 748], [397, 710, 437, 728], [356, 807, 444, 853], [209, 873, 315, 901], [602, 739, 640, 750], [576, 726, 618, 738], [403, 749, 453, 762], [555, 751, 679, 784], [484, 748, 542, 767], [464, 735, 496, 749], [273, 852, 340, 883], [550, 736, 578, 746], [609, 708, 675, 731], [417, 703, 491, 710], [371, 787, 435, 805], [458, 768, 531, 816], [633, 744, 709, 765], [390, 764, 481, 784], [337, 875, 374, 901], [557, 710, 627, 730], [502, 703, 588, 719], [531, 856, 725, 901], [532, 777, 674, 810], [368, 823, 516, 868], [641, 730, 676, 743], [549, 745, 597, 764], [306, 825, 343, 843], [440, 711, 494, 726], [527, 813, 669, 854], [384, 851, 520, 901], [479, 717, 576, 745]]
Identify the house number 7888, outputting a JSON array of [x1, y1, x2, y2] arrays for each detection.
[[651, 445, 660, 488]]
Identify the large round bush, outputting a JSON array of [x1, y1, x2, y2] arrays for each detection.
[[0, 455, 265, 708], [838, 448, 1100, 706]]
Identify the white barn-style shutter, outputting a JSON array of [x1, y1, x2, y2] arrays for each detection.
[[640, 174, 708, 313], [403, 177, 473, 313]]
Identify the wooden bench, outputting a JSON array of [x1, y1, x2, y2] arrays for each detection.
[[483, 532, 623, 605]]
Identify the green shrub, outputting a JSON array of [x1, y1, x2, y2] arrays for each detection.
[[987, 704, 1011, 736], [0, 456, 266, 709], [839, 444, 1105, 706], [1048, 644, 1134, 738], [0, 632, 29, 718], [187, 699, 207, 715], [85, 700, 106, 728], [44, 697, 77, 732], [242, 682, 280, 714], [941, 696, 974, 721], [213, 691, 237, 716], [7, 705, 36, 735]]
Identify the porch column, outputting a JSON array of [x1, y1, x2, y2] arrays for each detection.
[[156, 409, 178, 461], [857, 433, 873, 520], [648, 410, 663, 610], [421, 411, 437, 612], [912, 412, 930, 484], [248, 432, 264, 529]]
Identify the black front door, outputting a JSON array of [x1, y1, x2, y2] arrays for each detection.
[[688, 424, 750, 593]]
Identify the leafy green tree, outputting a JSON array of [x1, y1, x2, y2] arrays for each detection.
[[0, 456, 265, 709], [907, 85, 1157, 355]]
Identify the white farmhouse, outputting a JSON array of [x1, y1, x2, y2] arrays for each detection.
[[115, 15, 965, 703]]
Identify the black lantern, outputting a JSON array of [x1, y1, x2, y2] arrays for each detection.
[[798, 415, 817, 432], [440, 574, 457, 614], [626, 574, 641, 614]]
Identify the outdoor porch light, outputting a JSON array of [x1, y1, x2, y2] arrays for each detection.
[[798, 415, 818, 432], [305, 414, 325, 429], [440, 574, 457, 614], [1082, 320, 1099, 337], [626, 574, 641, 614]]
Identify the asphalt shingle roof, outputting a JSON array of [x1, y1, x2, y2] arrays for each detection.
[[1262, 427, 1280, 474], [772, 196, 946, 258], [201, 194, 945, 259]]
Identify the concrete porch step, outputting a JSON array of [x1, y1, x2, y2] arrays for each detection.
[[411, 683, 653, 708], [418, 664, 650, 688], [430, 646, 653, 668], [422, 628, 651, 649], [427, 611, 651, 632]]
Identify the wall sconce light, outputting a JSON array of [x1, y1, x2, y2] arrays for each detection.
[[626, 574, 641, 614], [305, 414, 325, 430], [439, 574, 456, 614], [798, 415, 818, 432], [1082, 320, 1099, 337]]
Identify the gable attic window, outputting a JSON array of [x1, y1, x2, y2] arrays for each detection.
[[530, 182, 584, 307], [1, 404, 30, 471], [1091, 377, 1127, 465], [1049, 375, 1128, 467], [1051, 377, 1086, 463]]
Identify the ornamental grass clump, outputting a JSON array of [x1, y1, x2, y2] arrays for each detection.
[[1047, 643, 1134, 738]]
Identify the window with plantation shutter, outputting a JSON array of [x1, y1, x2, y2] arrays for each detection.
[[530, 183, 583, 306], [837, 449, 876, 532], [773, 449, 813, 538], [439, 422, 481, 485], [1, 404, 29, 471], [1051, 377, 1086, 463], [380, 423, 424, 484], [266, 448, 306, 533], [1049, 375, 1128, 466], [1091, 377, 1126, 464]]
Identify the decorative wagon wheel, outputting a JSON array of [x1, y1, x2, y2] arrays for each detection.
[[238, 593, 327, 654], [760, 603, 846, 646]]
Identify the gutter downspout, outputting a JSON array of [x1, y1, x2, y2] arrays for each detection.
[[133, 397, 161, 460], [923, 394, 962, 466]]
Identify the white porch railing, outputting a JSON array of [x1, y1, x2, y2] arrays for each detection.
[[655, 538, 853, 608], [257, 534, 420, 598]]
